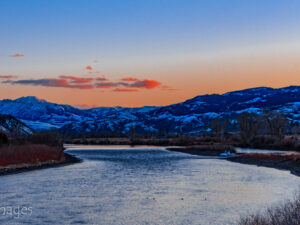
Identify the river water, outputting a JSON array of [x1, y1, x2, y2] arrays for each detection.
[[0, 145, 299, 225]]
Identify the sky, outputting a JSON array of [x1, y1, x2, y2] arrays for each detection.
[[0, 0, 299, 107]]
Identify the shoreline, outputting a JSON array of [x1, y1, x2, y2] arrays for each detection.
[[167, 146, 300, 177], [0, 153, 81, 176], [227, 154, 300, 177], [65, 137, 300, 152]]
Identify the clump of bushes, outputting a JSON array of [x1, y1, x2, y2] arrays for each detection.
[[0, 144, 64, 167], [12, 130, 63, 147], [0, 130, 64, 167], [238, 190, 300, 225], [248, 135, 300, 151]]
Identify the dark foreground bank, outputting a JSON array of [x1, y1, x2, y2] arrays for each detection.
[[0, 152, 80, 176], [0, 142, 81, 176]]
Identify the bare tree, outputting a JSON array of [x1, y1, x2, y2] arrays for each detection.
[[129, 125, 135, 141], [238, 113, 260, 145], [210, 118, 229, 140], [263, 112, 287, 138]]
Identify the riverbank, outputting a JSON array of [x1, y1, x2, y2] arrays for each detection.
[[167, 146, 300, 177], [0, 143, 81, 176], [65, 135, 300, 151], [228, 153, 300, 177], [0, 152, 80, 176], [167, 144, 236, 156]]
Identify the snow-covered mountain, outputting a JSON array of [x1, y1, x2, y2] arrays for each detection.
[[0, 114, 33, 137], [0, 96, 93, 130], [0, 86, 299, 135]]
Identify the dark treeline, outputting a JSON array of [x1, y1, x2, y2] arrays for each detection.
[[63, 111, 299, 150], [2, 111, 297, 150], [210, 111, 299, 150]]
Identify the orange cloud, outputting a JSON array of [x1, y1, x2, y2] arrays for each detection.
[[161, 85, 177, 91], [95, 81, 116, 88], [113, 88, 138, 92], [88, 71, 101, 75], [86, 65, 93, 70], [4, 78, 94, 89], [0, 75, 18, 79], [130, 79, 161, 89], [59, 75, 93, 84], [96, 76, 107, 81], [10, 53, 24, 57], [121, 77, 138, 82], [3, 74, 163, 92]]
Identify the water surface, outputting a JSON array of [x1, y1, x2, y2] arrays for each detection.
[[0, 145, 299, 225]]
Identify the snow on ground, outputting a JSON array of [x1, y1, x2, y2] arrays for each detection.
[[235, 108, 261, 114], [21, 120, 60, 130]]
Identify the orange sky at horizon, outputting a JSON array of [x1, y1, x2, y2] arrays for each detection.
[[1, 48, 299, 107]]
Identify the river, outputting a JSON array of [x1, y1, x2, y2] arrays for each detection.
[[0, 145, 299, 225]]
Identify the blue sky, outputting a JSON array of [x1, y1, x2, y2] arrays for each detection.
[[0, 0, 299, 106]]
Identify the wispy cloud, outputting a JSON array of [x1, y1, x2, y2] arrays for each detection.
[[59, 75, 93, 84], [161, 85, 177, 91], [113, 88, 138, 92], [96, 76, 107, 81], [121, 77, 138, 82], [88, 71, 101, 75], [0, 75, 18, 79], [4, 78, 94, 89], [2, 75, 166, 91], [95, 81, 117, 88], [10, 53, 24, 57]]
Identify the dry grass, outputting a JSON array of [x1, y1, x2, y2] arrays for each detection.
[[238, 190, 300, 225], [240, 135, 300, 151], [167, 144, 236, 156], [0, 144, 64, 167], [183, 144, 236, 153], [241, 153, 300, 161]]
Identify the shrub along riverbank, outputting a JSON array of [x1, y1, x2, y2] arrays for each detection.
[[0, 131, 80, 175], [238, 190, 300, 225]]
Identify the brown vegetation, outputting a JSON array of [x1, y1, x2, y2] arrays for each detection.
[[0, 131, 70, 174], [0, 144, 64, 167], [167, 144, 236, 156], [12, 130, 63, 147], [238, 190, 300, 225], [65, 134, 300, 151], [228, 152, 300, 176]]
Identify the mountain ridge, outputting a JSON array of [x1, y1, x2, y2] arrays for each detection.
[[0, 85, 299, 134]]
